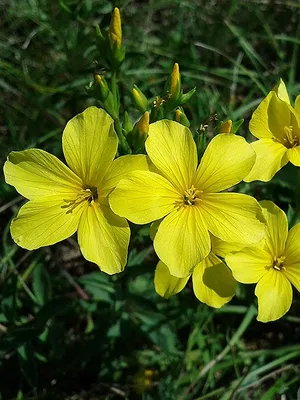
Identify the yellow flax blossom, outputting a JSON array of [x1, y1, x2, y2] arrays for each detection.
[[4, 107, 150, 274], [110, 120, 265, 278], [245, 79, 300, 182], [154, 236, 240, 308], [226, 201, 300, 322]]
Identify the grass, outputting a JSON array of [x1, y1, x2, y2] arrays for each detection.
[[1, 0, 300, 399]]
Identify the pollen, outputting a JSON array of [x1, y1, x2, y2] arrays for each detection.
[[62, 187, 98, 214]]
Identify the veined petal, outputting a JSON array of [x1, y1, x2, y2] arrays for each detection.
[[211, 235, 245, 258], [283, 265, 300, 292], [62, 107, 118, 187], [101, 155, 151, 196], [249, 91, 273, 139], [260, 201, 288, 257], [77, 199, 129, 275], [226, 247, 273, 283], [10, 196, 84, 250], [154, 261, 189, 298], [272, 79, 290, 104], [287, 147, 300, 166], [284, 222, 300, 266], [255, 270, 292, 322], [192, 253, 236, 308], [200, 193, 265, 245], [154, 206, 211, 278], [268, 93, 291, 140], [244, 139, 288, 182], [146, 120, 197, 192], [4, 149, 82, 200], [194, 134, 256, 192], [294, 95, 300, 115], [109, 171, 180, 224]]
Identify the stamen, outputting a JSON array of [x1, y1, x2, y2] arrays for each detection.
[[62, 187, 98, 214], [271, 255, 286, 271], [273, 126, 299, 148]]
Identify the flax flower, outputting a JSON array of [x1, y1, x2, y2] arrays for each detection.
[[110, 120, 265, 278], [226, 201, 300, 322], [154, 236, 240, 308], [4, 107, 149, 274], [245, 79, 300, 182]]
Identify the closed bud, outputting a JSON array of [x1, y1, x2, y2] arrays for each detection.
[[175, 107, 190, 127], [94, 74, 110, 100], [132, 85, 148, 113], [109, 8, 122, 49], [123, 111, 133, 135], [135, 111, 149, 138], [170, 63, 181, 98], [219, 119, 232, 134]]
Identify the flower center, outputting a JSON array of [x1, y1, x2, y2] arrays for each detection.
[[62, 187, 98, 214], [273, 126, 299, 148], [272, 255, 286, 271], [174, 185, 202, 208]]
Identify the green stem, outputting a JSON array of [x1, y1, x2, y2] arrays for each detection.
[[115, 117, 131, 154]]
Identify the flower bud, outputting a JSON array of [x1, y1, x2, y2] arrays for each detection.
[[170, 63, 181, 99], [219, 119, 232, 134], [123, 111, 133, 135], [132, 85, 148, 113], [109, 8, 122, 49], [107, 8, 125, 68], [94, 74, 110, 101], [135, 111, 149, 138], [175, 107, 190, 127]]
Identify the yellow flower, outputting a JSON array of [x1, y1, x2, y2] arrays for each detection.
[[109, 120, 265, 277], [245, 79, 300, 182], [4, 107, 150, 274], [226, 201, 300, 322], [154, 236, 240, 308]]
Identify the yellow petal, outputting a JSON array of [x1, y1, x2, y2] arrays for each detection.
[[77, 199, 129, 275], [192, 253, 236, 308], [244, 139, 288, 182], [272, 79, 290, 104], [210, 235, 245, 258], [255, 270, 292, 322], [194, 134, 255, 193], [4, 149, 82, 200], [154, 261, 189, 298], [101, 155, 151, 196], [283, 265, 300, 292], [287, 147, 300, 166], [200, 193, 265, 245], [109, 171, 180, 224], [259, 201, 288, 257], [10, 196, 84, 250], [62, 107, 118, 187], [249, 91, 273, 139], [154, 206, 211, 278], [294, 95, 300, 115], [226, 247, 272, 283], [146, 120, 197, 192], [284, 222, 300, 266], [268, 93, 291, 139]]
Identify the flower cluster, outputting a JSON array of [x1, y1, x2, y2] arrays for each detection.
[[4, 76, 300, 323]]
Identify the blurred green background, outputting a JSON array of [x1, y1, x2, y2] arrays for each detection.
[[2, 0, 300, 399]]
